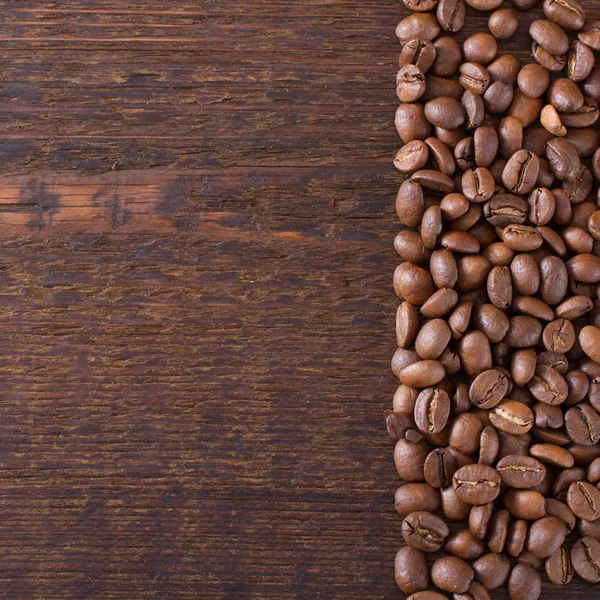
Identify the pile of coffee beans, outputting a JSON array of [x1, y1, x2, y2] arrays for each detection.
[[390, 0, 600, 598]]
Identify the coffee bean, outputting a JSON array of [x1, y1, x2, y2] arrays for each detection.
[[531, 443, 574, 468], [547, 138, 581, 182], [544, 0, 585, 31], [396, 13, 441, 45], [459, 331, 492, 377], [567, 253, 600, 283], [400, 360, 446, 388], [546, 498, 576, 530], [444, 529, 486, 562], [489, 400, 534, 435], [462, 167, 495, 203], [425, 96, 467, 130], [397, 302, 420, 348], [518, 64, 551, 99], [396, 103, 432, 143], [412, 169, 456, 195], [487, 266, 512, 309], [400, 38, 437, 73], [508, 564, 542, 600], [532, 42, 567, 72], [421, 288, 459, 318], [397, 66, 427, 103], [394, 262, 436, 304], [453, 464, 501, 505], [472, 552, 511, 590], [479, 426, 499, 466], [578, 20, 600, 51], [527, 516, 569, 558], [543, 318, 575, 353], [497, 455, 546, 489], [402, 510, 450, 552], [502, 150, 540, 195], [395, 483, 440, 516], [545, 546, 574, 585], [504, 316, 542, 348], [539, 256, 568, 305], [567, 480, 600, 520], [580, 325, 600, 363], [394, 231, 431, 264], [415, 387, 451, 434], [549, 77, 584, 112], [441, 483, 472, 521], [489, 9, 518, 40], [507, 520, 528, 558], [396, 180, 425, 227], [502, 224, 542, 251], [571, 536, 600, 582], [527, 187, 555, 225], [449, 413, 484, 456], [510, 348, 537, 386], [568, 40, 594, 82], [530, 19, 570, 56], [469, 369, 508, 409], [565, 405, 600, 446], [431, 556, 474, 593], [402, 0, 440, 10], [504, 489, 546, 520], [394, 546, 429, 595], [394, 140, 429, 172], [487, 509, 510, 553], [426, 137, 456, 176], [510, 254, 539, 295], [529, 365, 568, 405], [459, 62, 491, 96], [437, 0, 466, 33]]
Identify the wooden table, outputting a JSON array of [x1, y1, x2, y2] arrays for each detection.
[[0, 0, 594, 597]]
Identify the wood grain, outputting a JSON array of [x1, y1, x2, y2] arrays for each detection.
[[0, 0, 594, 598]]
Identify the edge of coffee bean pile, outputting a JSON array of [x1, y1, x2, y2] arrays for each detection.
[[391, 0, 600, 598]]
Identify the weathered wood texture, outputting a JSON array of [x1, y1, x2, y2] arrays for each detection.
[[0, 0, 594, 598]]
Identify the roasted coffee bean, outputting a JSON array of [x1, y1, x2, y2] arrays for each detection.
[[579, 20, 600, 51], [462, 167, 495, 203], [553, 466, 586, 500], [534, 403, 564, 428], [529, 365, 568, 405], [400, 360, 446, 388], [504, 489, 546, 520], [396, 103, 432, 143], [528, 516, 569, 558], [426, 137, 456, 176], [489, 400, 534, 435], [397, 66, 427, 103], [549, 77, 584, 112], [539, 256, 568, 305], [541, 103, 567, 136], [441, 483, 473, 521], [396, 13, 441, 45], [396, 180, 425, 227], [414, 387, 451, 434], [469, 369, 508, 409], [489, 8, 518, 39], [444, 529, 486, 562], [527, 187, 555, 225], [397, 302, 420, 348], [437, 0, 466, 33], [402, 510, 449, 552], [488, 54, 521, 86], [484, 81, 514, 113], [567, 254, 600, 283], [430, 249, 458, 289], [510, 254, 539, 295], [479, 426, 499, 466], [412, 169, 455, 195], [487, 509, 510, 553], [498, 116, 523, 160], [543, 319, 575, 353], [394, 262, 436, 304], [544, 0, 585, 30], [504, 316, 542, 348], [466, 0, 503, 8], [421, 288, 459, 317], [502, 150, 540, 195], [424, 447, 457, 489], [425, 96, 466, 130], [545, 546, 574, 585], [459, 331, 492, 377], [507, 519, 528, 558], [568, 40, 594, 82], [424, 76, 465, 102], [471, 304, 509, 344], [463, 33, 497, 66], [571, 536, 600, 582], [497, 455, 546, 489], [395, 483, 440, 516], [400, 38, 437, 72], [547, 138, 581, 182], [532, 42, 567, 72], [453, 464, 501, 505], [459, 62, 491, 96], [487, 266, 512, 309], [508, 564, 542, 600], [511, 348, 537, 386], [415, 319, 451, 360], [517, 64, 551, 99], [394, 546, 429, 595], [502, 224, 542, 251], [545, 498, 576, 530], [565, 404, 600, 446], [394, 231, 431, 264], [483, 242, 515, 266], [567, 480, 600, 520], [395, 438, 430, 482], [531, 443, 575, 468], [394, 385, 419, 415], [431, 556, 474, 594], [449, 413, 484, 456], [530, 19, 570, 56], [387, 412, 420, 441], [394, 140, 429, 172], [472, 552, 511, 590]]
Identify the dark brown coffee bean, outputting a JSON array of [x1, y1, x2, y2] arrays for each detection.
[[394, 262, 436, 305], [395, 483, 440, 516], [462, 167, 495, 203], [534, 402, 564, 428], [425, 96, 466, 130], [508, 564, 541, 600], [532, 42, 567, 72], [439, 231, 480, 255], [529, 365, 568, 405], [561, 98, 599, 127], [579, 20, 600, 50], [539, 255, 568, 305], [420, 206, 442, 250], [543, 319, 575, 353], [394, 231, 432, 264], [507, 520, 528, 558], [502, 224, 542, 251], [431, 556, 474, 594], [502, 150, 540, 195], [425, 137, 456, 176], [387, 411, 420, 441], [400, 38, 437, 73], [473, 127, 498, 168], [527, 516, 569, 559], [544, 0, 585, 30], [568, 40, 594, 83], [484, 81, 514, 114], [453, 464, 501, 505], [396, 66, 427, 103], [484, 194, 527, 227], [396, 103, 432, 144], [392, 348, 420, 378], [479, 426, 499, 466], [469, 503, 493, 541], [517, 551, 544, 569], [563, 165, 594, 205], [472, 552, 511, 590], [553, 466, 586, 500], [412, 169, 455, 195], [497, 455, 546, 489], [449, 301, 473, 340], [421, 288, 459, 318], [415, 319, 451, 360], [489, 8, 518, 39], [400, 361, 446, 388], [518, 64, 551, 99], [487, 266, 512, 309], [530, 19, 570, 56], [549, 77, 584, 112], [449, 413, 484, 456], [565, 405, 600, 446], [424, 447, 457, 489], [459, 331, 492, 378], [394, 140, 429, 173], [497, 116, 523, 161], [441, 484, 472, 521], [463, 34, 497, 66], [504, 316, 542, 348], [487, 509, 510, 553], [580, 325, 600, 363], [395, 438, 430, 482], [424, 76, 466, 103], [556, 296, 594, 320], [430, 249, 457, 289], [510, 349, 537, 386], [469, 369, 509, 409], [396, 180, 425, 227], [396, 13, 441, 45], [567, 480, 600, 520], [489, 400, 534, 435], [546, 498, 576, 530], [531, 443, 574, 467], [444, 530, 486, 562], [567, 254, 600, 284], [547, 138, 581, 182], [395, 546, 429, 596], [510, 254, 539, 295], [536, 225, 567, 257], [459, 62, 491, 96], [483, 242, 515, 267], [402, 510, 449, 552], [437, 0, 466, 32], [545, 546, 574, 585], [397, 302, 420, 349], [527, 187, 555, 225], [571, 536, 600, 582], [414, 388, 451, 434], [504, 489, 546, 520], [488, 55, 521, 88]]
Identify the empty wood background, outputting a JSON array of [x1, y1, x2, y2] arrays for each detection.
[[0, 0, 594, 598]]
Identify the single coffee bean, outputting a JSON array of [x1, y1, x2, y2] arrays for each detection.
[[518, 64, 551, 99], [469, 503, 493, 541], [425, 96, 466, 130], [547, 138, 581, 182], [511, 348, 537, 386], [424, 447, 457, 489], [469, 369, 509, 409], [397, 302, 420, 348], [463, 33, 497, 66], [395, 438, 430, 482], [536, 226, 567, 257], [394, 262, 436, 305], [415, 319, 451, 360], [459, 62, 491, 96], [472, 552, 511, 590], [543, 319, 575, 353], [459, 331, 492, 377], [568, 40, 594, 81], [484, 194, 527, 227], [502, 224, 542, 251], [431, 556, 474, 594], [449, 413, 484, 456], [439, 231, 480, 254], [400, 360, 446, 388], [430, 249, 458, 289], [396, 65, 427, 103], [532, 41, 567, 72], [530, 19, 570, 56], [553, 466, 586, 500], [402, 0, 440, 9], [488, 54, 521, 86], [437, 0, 466, 33], [487, 509, 510, 553], [462, 167, 495, 203], [424, 75, 465, 102], [394, 231, 432, 264], [502, 150, 540, 195], [497, 455, 546, 488], [414, 387, 451, 434], [395, 546, 429, 595], [531, 443, 575, 468], [528, 365, 568, 405], [387, 412, 420, 441], [489, 8, 518, 39], [556, 296, 594, 320], [394, 140, 429, 172], [545, 546, 574, 585], [396, 103, 432, 143], [483, 242, 515, 266], [539, 256, 568, 305], [453, 464, 501, 505], [567, 480, 600, 520], [567, 254, 600, 283], [504, 489, 546, 520], [484, 80, 514, 113], [546, 498, 576, 530], [396, 180, 425, 227], [479, 426, 499, 466], [541, 103, 567, 136], [487, 266, 512, 309], [400, 38, 437, 73], [507, 519, 528, 557], [412, 169, 455, 195], [503, 316, 542, 348], [580, 326, 600, 363], [392, 348, 420, 378], [489, 400, 534, 435], [395, 483, 440, 516], [498, 116, 523, 160], [565, 405, 600, 446], [534, 402, 564, 428], [527, 516, 569, 558], [421, 288, 459, 317], [402, 510, 449, 552], [510, 254, 539, 295], [396, 13, 441, 45], [441, 484, 472, 521], [425, 137, 456, 176], [578, 20, 600, 51], [548, 77, 584, 112], [571, 536, 600, 582], [444, 529, 486, 561], [527, 187, 555, 225], [508, 564, 542, 600], [544, 0, 585, 30], [561, 98, 599, 127]]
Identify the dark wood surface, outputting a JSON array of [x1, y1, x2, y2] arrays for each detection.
[[0, 0, 594, 598]]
